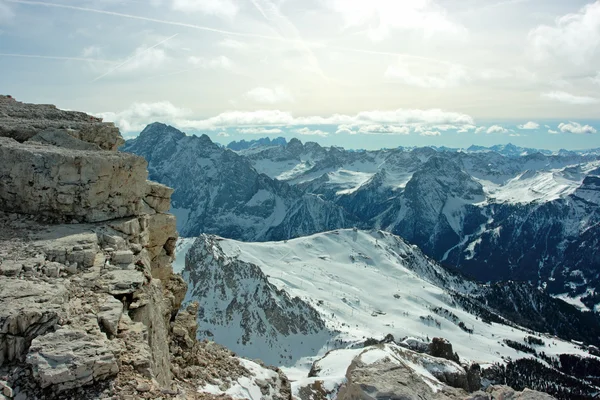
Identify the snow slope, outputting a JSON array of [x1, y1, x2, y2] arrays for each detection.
[[178, 230, 589, 396]]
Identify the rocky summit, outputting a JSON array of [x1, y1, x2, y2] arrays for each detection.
[[0, 96, 291, 400]]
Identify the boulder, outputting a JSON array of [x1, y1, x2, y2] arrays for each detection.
[[26, 328, 118, 391]]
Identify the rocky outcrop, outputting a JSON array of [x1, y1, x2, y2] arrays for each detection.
[[312, 344, 556, 400], [182, 234, 331, 366], [0, 95, 123, 150], [0, 97, 291, 399], [0, 137, 148, 223]]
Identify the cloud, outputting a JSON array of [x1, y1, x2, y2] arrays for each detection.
[[419, 130, 441, 137], [328, 0, 466, 41], [486, 125, 508, 134], [474, 126, 487, 134], [529, 2, 600, 65], [518, 121, 539, 130], [0, 2, 14, 24], [96, 101, 191, 132], [558, 122, 597, 135], [99, 103, 476, 133], [245, 86, 294, 104], [337, 124, 411, 135], [188, 55, 233, 70], [217, 132, 230, 137], [237, 127, 283, 134], [592, 72, 600, 85], [541, 91, 599, 105], [296, 127, 328, 137], [171, 0, 238, 18], [548, 129, 559, 134], [385, 62, 469, 89]]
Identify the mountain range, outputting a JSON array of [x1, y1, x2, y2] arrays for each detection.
[[122, 123, 600, 307]]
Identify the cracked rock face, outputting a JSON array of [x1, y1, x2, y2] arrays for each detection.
[[0, 97, 294, 400]]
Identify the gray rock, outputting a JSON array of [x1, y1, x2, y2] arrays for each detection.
[[26, 328, 118, 391], [112, 250, 134, 265], [103, 269, 145, 296], [0, 278, 68, 365], [0, 261, 22, 277], [97, 295, 124, 336], [29, 128, 102, 151], [0, 137, 147, 223], [0, 96, 123, 151]]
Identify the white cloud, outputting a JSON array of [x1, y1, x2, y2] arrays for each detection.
[[245, 86, 294, 104], [237, 127, 283, 134], [558, 122, 597, 135], [419, 130, 441, 137], [96, 101, 191, 132], [548, 129, 559, 134], [337, 124, 411, 135], [541, 91, 599, 105], [296, 127, 329, 137], [518, 121, 539, 130], [385, 62, 469, 89], [100, 103, 476, 134], [474, 126, 487, 134], [188, 55, 234, 70], [171, 0, 238, 18], [217, 132, 230, 137], [0, 2, 14, 24], [486, 125, 508, 134], [592, 72, 600, 85], [328, 0, 466, 41], [529, 2, 600, 65]]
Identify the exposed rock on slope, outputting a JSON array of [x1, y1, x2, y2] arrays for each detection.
[[122, 123, 354, 240], [0, 96, 291, 399], [183, 234, 332, 366]]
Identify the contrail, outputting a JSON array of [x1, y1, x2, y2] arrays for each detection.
[[0, 53, 116, 64], [249, 0, 329, 82], [91, 33, 178, 82], [6, 0, 302, 43]]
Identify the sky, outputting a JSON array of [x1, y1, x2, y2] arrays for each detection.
[[1, 0, 600, 150]]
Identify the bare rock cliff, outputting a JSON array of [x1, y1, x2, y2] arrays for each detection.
[[0, 96, 291, 400]]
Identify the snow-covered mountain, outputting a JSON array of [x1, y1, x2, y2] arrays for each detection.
[[229, 137, 600, 302], [178, 229, 600, 399], [121, 123, 354, 240], [123, 126, 600, 302]]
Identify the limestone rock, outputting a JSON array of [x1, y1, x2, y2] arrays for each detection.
[[0, 138, 148, 222], [145, 181, 174, 213], [112, 250, 134, 265], [103, 269, 146, 296], [0, 278, 68, 365], [26, 328, 118, 391], [0, 95, 123, 150], [97, 295, 124, 336], [29, 128, 101, 151]]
